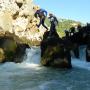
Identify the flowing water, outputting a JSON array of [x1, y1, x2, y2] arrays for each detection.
[[0, 46, 90, 90]]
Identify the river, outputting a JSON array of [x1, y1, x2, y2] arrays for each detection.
[[0, 46, 90, 90]]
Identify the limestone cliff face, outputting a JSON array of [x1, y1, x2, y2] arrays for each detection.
[[0, 0, 47, 46]]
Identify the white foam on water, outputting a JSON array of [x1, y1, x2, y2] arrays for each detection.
[[23, 47, 41, 64], [39, 80, 72, 90], [72, 46, 90, 70], [39, 80, 57, 90], [0, 45, 90, 72], [0, 46, 41, 72], [20, 46, 41, 69], [72, 58, 90, 70]]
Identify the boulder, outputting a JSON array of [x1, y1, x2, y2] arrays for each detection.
[[40, 31, 72, 68], [13, 44, 30, 63], [0, 48, 5, 63], [86, 45, 90, 62], [0, 32, 30, 63]]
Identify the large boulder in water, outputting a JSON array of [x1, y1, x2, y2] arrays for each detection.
[[40, 31, 72, 68]]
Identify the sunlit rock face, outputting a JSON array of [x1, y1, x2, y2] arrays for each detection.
[[0, 0, 47, 46], [0, 0, 48, 63]]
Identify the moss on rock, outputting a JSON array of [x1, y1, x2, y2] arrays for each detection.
[[0, 48, 5, 63], [0, 31, 30, 63], [41, 31, 72, 68]]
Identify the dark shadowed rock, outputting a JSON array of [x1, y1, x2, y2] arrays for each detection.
[[86, 44, 90, 62], [14, 44, 30, 63], [40, 31, 72, 68], [15, 2, 23, 8], [0, 32, 30, 63]]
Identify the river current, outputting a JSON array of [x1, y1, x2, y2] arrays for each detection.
[[0, 46, 90, 90]]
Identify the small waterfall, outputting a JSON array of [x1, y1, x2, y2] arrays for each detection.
[[0, 46, 41, 70], [72, 58, 90, 70], [79, 45, 86, 61], [72, 46, 90, 70], [22, 46, 41, 67]]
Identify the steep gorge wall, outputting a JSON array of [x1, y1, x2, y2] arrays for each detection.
[[0, 0, 47, 46], [0, 0, 48, 63]]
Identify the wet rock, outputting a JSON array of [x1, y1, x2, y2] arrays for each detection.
[[0, 37, 17, 62], [41, 31, 72, 68], [14, 44, 30, 63], [0, 32, 30, 63], [72, 44, 79, 58], [86, 45, 90, 62], [0, 48, 5, 63]]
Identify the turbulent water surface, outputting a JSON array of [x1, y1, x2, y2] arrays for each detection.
[[0, 46, 90, 90]]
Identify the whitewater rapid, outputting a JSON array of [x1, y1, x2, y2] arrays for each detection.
[[72, 46, 90, 70], [0, 46, 90, 90], [0, 46, 41, 72], [0, 46, 90, 71]]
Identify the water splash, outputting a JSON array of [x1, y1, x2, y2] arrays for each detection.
[[23, 46, 41, 64], [0, 46, 41, 71], [72, 46, 90, 70], [72, 59, 90, 70]]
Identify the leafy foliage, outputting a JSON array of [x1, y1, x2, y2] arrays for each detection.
[[45, 18, 82, 37]]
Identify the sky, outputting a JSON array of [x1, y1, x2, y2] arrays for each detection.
[[33, 0, 90, 23]]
